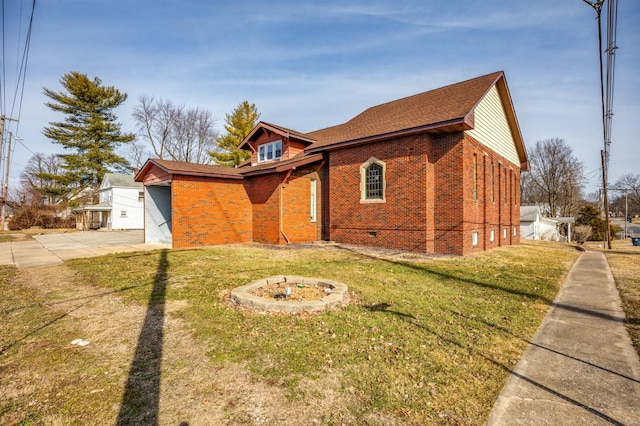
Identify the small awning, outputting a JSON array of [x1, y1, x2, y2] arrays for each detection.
[[545, 217, 575, 224], [74, 202, 112, 212]]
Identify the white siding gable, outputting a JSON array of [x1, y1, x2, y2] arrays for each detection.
[[100, 176, 111, 190], [110, 186, 144, 229], [466, 85, 520, 167]]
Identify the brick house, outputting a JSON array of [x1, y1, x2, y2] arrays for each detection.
[[135, 71, 528, 255]]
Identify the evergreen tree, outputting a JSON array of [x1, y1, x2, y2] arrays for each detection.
[[576, 205, 606, 241], [42, 72, 135, 189], [210, 101, 260, 167]]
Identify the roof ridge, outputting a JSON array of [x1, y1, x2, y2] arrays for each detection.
[[349, 71, 503, 121]]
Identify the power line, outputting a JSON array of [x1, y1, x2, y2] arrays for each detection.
[[9, 0, 36, 133], [604, 0, 618, 168], [1, 0, 6, 115], [582, 0, 619, 249]]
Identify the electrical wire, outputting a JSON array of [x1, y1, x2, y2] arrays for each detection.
[[4, 0, 36, 138], [603, 0, 618, 167], [1, 0, 6, 116], [0, 0, 36, 197]]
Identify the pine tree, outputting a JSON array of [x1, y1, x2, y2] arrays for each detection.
[[210, 101, 260, 167], [42, 72, 135, 189]]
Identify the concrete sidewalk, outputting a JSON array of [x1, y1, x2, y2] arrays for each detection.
[[488, 251, 640, 425], [0, 231, 170, 268]]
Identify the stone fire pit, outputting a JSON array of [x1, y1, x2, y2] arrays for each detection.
[[230, 275, 348, 313]]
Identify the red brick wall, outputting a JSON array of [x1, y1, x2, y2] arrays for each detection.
[[282, 170, 321, 243], [171, 175, 252, 248], [459, 135, 521, 255], [431, 133, 465, 255], [327, 132, 521, 256], [328, 134, 431, 252], [245, 173, 283, 244], [244, 167, 322, 245]]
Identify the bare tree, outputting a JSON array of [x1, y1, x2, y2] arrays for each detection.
[[122, 138, 151, 170], [521, 138, 585, 217], [131, 96, 218, 164], [611, 173, 640, 216], [171, 106, 218, 164], [20, 153, 66, 205]]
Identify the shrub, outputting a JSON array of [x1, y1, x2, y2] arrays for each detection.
[[576, 205, 606, 240], [8, 205, 75, 230], [573, 225, 592, 244]]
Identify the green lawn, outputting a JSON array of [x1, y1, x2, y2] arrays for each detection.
[[1, 241, 581, 424]]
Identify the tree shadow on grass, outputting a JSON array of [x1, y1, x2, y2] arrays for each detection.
[[117, 249, 171, 425], [366, 302, 628, 425], [336, 245, 554, 304]]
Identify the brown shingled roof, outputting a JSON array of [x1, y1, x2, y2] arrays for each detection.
[[239, 121, 316, 150], [136, 158, 243, 181], [306, 71, 503, 150]]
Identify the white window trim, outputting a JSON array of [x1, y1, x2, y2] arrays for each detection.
[[360, 157, 386, 203], [310, 179, 317, 223], [472, 231, 479, 246], [490, 229, 495, 242], [258, 140, 282, 163]]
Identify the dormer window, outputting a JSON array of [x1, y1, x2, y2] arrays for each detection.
[[258, 140, 282, 163]]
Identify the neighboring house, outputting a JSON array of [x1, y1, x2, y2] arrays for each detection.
[[520, 206, 546, 240], [76, 173, 144, 230], [136, 71, 528, 255], [520, 206, 574, 242]]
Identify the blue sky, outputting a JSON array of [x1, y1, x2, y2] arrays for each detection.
[[2, 0, 639, 195]]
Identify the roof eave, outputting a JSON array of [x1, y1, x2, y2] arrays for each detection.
[[135, 159, 244, 182], [134, 158, 162, 182], [306, 119, 472, 154], [239, 122, 317, 150], [495, 75, 529, 171], [240, 154, 324, 177]]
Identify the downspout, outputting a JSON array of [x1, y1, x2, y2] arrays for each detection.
[[280, 169, 294, 244]]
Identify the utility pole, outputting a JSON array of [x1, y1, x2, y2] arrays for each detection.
[[0, 115, 19, 231], [583, 0, 617, 249], [609, 187, 629, 239], [0, 133, 18, 229]]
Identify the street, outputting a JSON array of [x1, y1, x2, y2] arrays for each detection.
[[611, 217, 640, 238]]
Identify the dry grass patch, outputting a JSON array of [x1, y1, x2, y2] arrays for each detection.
[[1, 241, 581, 425], [602, 242, 640, 354]]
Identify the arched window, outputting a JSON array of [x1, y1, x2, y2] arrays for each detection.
[[360, 157, 386, 203]]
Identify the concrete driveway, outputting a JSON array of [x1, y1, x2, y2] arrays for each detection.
[[0, 230, 170, 268]]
